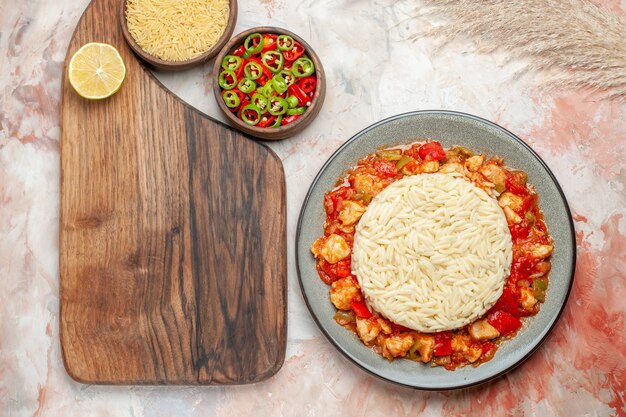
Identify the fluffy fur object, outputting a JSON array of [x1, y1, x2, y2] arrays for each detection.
[[416, 0, 626, 99]]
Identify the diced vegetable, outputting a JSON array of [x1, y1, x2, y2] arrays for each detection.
[[487, 310, 522, 336], [373, 160, 398, 178], [418, 142, 447, 161], [351, 301, 372, 318], [532, 277, 548, 302]]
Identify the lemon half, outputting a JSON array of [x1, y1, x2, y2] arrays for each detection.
[[68, 42, 126, 100]]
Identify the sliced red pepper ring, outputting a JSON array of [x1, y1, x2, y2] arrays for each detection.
[[232, 45, 246, 57], [298, 76, 317, 93], [257, 115, 276, 128], [283, 41, 305, 61], [288, 84, 308, 106], [351, 301, 372, 318], [262, 34, 278, 52], [281, 114, 300, 125]]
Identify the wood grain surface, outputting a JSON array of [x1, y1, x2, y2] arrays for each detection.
[[60, 0, 287, 384]]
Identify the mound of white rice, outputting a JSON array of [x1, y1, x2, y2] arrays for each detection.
[[352, 173, 512, 332]]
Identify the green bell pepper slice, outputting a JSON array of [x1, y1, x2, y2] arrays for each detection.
[[218, 69, 237, 90], [262, 50, 284, 73], [292, 56, 315, 78], [237, 77, 257, 94], [221, 55, 242, 71], [244, 61, 263, 80], [271, 74, 289, 94], [222, 90, 240, 108], [278, 69, 295, 86], [286, 95, 299, 108], [271, 115, 283, 127], [287, 106, 306, 115], [251, 93, 270, 113], [244, 33, 263, 55], [268, 97, 288, 116], [277, 35, 295, 51], [241, 104, 261, 126]]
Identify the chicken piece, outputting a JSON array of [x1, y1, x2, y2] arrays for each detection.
[[439, 162, 464, 175], [465, 154, 485, 172], [382, 334, 414, 359], [480, 163, 506, 193], [377, 317, 393, 335], [471, 172, 496, 194], [412, 334, 435, 363], [465, 345, 483, 363], [311, 234, 351, 264], [503, 206, 522, 224], [353, 173, 383, 196], [451, 334, 482, 362], [421, 160, 440, 173], [338, 200, 366, 227], [498, 192, 525, 212], [530, 244, 553, 259], [356, 317, 381, 344], [330, 277, 361, 310], [519, 287, 538, 313], [469, 319, 500, 341]]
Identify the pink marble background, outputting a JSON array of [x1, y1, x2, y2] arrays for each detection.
[[1, 0, 625, 416]]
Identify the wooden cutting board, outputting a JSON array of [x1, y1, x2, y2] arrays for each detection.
[[60, 0, 287, 384]]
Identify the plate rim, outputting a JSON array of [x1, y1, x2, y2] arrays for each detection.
[[295, 110, 576, 390]]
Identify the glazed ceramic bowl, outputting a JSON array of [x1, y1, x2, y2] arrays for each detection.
[[120, 0, 238, 71], [212, 26, 326, 141], [296, 110, 576, 390]]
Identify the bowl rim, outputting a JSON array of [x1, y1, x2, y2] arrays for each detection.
[[119, 0, 238, 71], [212, 26, 326, 140], [295, 109, 576, 390]]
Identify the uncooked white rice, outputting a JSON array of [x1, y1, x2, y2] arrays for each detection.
[[352, 173, 512, 332]]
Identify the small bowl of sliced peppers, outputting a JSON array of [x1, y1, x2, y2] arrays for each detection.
[[213, 27, 326, 140]]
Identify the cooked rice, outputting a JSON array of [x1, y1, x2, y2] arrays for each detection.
[[352, 173, 512, 332]]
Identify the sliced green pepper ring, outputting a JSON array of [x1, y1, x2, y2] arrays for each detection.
[[251, 93, 269, 113], [222, 90, 240, 109], [292, 57, 315, 78], [262, 50, 284, 73], [268, 96, 288, 116], [221, 55, 242, 71], [287, 106, 306, 115], [241, 104, 261, 126], [237, 77, 257, 94], [272, 74, 289, 94], [258, 80, 275, 98], [244, 33, 263, 55], [277, 35, 295, 51], [243, 61, 263, 80], [271, 115, 283, 127], [286, 95, 299, 108], [218, 69, 237, 90], [278, 70, 295, 86]]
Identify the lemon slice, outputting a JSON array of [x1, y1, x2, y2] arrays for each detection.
[[68, 42, 126, 100]]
